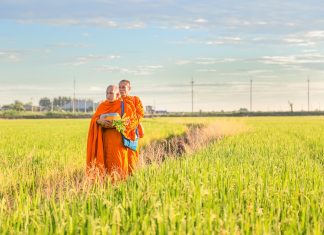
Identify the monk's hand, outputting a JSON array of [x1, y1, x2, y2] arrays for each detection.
[[105, 120, 113, 128], [97, 119, 113, 128], [97, 119, 108, 128]]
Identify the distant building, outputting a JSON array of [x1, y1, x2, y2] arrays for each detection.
[[145, 105, 168, 115], [61, 99, 98, 112], [155, 110, 168, 115], [24, 104, 41, 112], [145, 105, 154, 114]]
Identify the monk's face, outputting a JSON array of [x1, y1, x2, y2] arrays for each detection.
[[119, 82, 131, 97], [106, 87, 119, 102]]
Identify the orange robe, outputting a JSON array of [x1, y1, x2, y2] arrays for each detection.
[[122, 96, 144, 174], [86, 99, 137, 180]]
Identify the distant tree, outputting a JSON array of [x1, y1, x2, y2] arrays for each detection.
[[238, 107, 248, 113], [13, 100, 25, 111], [1, 104, 14, 110], [53, 96, 71, 107], [39, 97, 51, 111]]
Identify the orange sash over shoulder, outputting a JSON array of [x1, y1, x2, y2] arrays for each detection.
[[123, 96, 144, 121]]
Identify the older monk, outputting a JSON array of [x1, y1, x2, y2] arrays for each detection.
[[86, 85, 138, 181], [119, 80, 144, 174]]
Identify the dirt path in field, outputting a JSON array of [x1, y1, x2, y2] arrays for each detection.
[[139, 120, 248, 166]]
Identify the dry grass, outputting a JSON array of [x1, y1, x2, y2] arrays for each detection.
[[139, 120, 247, 165]]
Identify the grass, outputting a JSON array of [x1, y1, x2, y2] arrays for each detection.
[[0, 117, 323, 234], [0, 118, 190, 191]]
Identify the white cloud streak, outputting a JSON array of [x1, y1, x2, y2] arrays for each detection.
[[64, 54, 121, 66], [96, 65, 163, 75], [16, 18, 146, 29], [0, 49, 24, 62]]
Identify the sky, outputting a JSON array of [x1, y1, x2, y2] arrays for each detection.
[[1, 0, 324, 112]]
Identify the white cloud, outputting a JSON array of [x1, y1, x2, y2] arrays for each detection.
[[283, 30, 324, 47], [96, 64, 163, 75], [196, 57, 239, 64], [261, 54, 324, 65], [15, 18, 147, 29], [196, 69, 218, 72], [65, 54, 121, 66], [246, 69, 271, 75], [49, 42, 91, 48], [206, 37, 242, 45], [305, 30, 324, 39], [0, 85, 59, 92], [0, 49, 23, 62], [194, 18, 208, 24], [125, 21, 146, 29], [256, 21, 268, 25], [90, 86, 105, 91], [175, 59, 191, 65], [259, 53, 324, 72], [17, 18, 81, 26], [85, 18, 118, 27]]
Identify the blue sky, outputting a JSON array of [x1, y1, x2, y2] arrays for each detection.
[[1, 0, 324, 111]]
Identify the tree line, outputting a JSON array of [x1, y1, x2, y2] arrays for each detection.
[[1, 96, 96, 112]]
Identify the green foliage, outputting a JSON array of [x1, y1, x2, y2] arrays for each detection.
[[39, 97, 52, 110], [0, 117, 323, 234], [13, 100, 25, 111]]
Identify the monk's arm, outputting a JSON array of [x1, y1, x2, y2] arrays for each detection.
[[135, 96, 144, 121]]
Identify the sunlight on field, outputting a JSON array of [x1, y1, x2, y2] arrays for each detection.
[[0, 117, 218, 190], [0, 117, 323, 233]]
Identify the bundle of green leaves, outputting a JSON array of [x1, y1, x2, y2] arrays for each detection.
[[112, 114, 130, 134]]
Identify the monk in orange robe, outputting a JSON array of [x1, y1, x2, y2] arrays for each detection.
[[86, 85, 138, 181], [119, 80, 144, 174]]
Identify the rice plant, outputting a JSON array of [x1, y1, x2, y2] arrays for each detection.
[[0, 117, 323, 234]]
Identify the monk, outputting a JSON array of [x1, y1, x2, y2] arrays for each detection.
[[119, 80, 144, 174], [86, 85, 138, 181]]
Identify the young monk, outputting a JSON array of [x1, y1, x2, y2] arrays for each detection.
[[119, 80, 144, 174], [86, 85, 138, 181]]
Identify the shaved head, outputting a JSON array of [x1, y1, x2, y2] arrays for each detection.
[[119, 80, 131, 97], [119, 80, 130, 86], [106, 85, 120, 102], [107, 85, 118, 92]]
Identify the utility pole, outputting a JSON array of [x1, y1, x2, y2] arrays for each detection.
[[250, 79, 252, 112], [84, 99, 87, 113], [31, 97, 33, 112], [73, 78, 76, 113], [288, 100, 293, 112], [191, 78, 194, 114], [307, 78, 310, 112]]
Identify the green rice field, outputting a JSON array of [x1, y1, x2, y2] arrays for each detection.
[[0, 117, 323, 234]]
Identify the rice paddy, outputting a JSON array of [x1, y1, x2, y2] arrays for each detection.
[[0, 117, 323, 234]]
